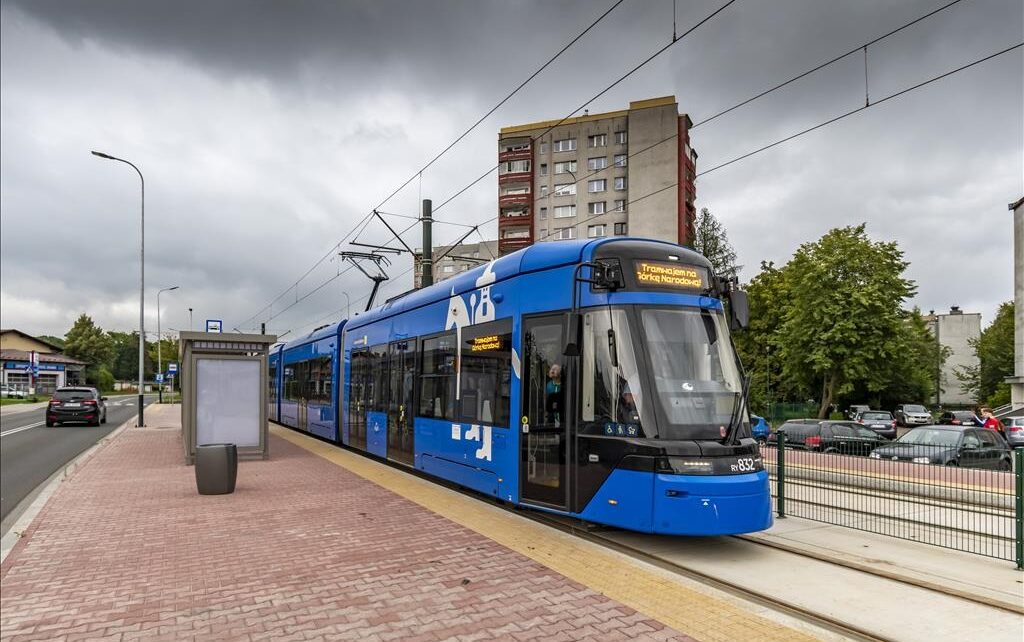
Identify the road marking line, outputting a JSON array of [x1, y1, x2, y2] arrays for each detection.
[[0, 421, 45, 437]]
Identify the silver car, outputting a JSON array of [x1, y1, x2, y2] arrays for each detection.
[[895, 404, 931, 426], [1006, 416, 1024, 448]]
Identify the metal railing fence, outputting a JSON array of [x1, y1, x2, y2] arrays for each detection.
[[766, 430, 1024, 569]]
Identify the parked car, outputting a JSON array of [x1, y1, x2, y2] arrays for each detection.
[[937, 410, 982, 426], [769, 420, 888, 456], [750, 414, 771, 443], [855, 410, 898, 439], [846, 404, 871, 420], [894, 404, 931, 427], [46, 387, 107, 427], [0, 384, 26, 399], [870, 426, 1011, 470], [1005, 416, 1024, 448]]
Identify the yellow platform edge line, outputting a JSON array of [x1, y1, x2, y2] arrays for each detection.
[[271, 425, 820, 642]]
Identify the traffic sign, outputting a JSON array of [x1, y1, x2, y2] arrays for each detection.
[[156, 374, 165, 383], [206, 319, 223, 333], [168, 362, 178, 373]]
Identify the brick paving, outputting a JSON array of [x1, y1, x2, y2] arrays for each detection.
[[0, 407, 694, 641]]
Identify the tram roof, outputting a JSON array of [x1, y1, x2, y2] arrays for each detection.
[[279, 320, 344, 352], [345, 237, 710, 331]]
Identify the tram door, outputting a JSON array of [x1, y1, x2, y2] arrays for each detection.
[[520, 315, 569, 509], [387, 339, 416, 466]]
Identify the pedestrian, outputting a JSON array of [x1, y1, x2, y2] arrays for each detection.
[[979, 408, 1003, 434], [545, 363, 564, 427]]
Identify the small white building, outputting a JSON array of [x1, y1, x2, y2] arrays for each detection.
[[923, 308, 981, 407]]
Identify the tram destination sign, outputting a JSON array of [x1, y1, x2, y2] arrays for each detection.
[[634, 260, 706, 291]]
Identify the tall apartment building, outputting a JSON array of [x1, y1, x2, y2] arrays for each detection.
[[496, 95, 697, 256], [923, 306, 982, 406]]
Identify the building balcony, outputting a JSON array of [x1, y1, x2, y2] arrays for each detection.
[[498, 148, 532, 162], [499, 236, 533, 250], [498, 211, 531, 227], [498, 171, 532, 185], [498, 193, 531, 207]]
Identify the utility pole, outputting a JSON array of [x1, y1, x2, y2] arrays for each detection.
[[421, 199, 433, 288], [261, 322, 266, 335]]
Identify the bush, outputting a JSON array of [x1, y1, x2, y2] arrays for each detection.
[[88, 366, 116, 392]]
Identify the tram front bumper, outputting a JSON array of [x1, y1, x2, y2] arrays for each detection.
[[652, 470, 772, 535]]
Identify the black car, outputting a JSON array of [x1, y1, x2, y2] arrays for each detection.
[[869, 426, 1011, 470], [46, 387, 107, 427], [769, 420, 888, 456], [937, 410, 981, 426], [854, 410, 897, 439]]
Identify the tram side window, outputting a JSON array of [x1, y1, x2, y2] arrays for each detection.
[[459, 320, 512, 427], [307, 355, 332, 404], [268, 365, 278, 402], [420, 333, 456, 420], [284, 361, 307, 402], [368, 344, 389, 412]]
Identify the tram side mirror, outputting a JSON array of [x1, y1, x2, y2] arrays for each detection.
[[563, 312, 582, 357], [728, 289, 750, 330]]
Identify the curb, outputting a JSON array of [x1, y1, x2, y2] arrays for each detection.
[[0, 414, 137, 565]]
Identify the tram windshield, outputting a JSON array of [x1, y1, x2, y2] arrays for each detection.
[[580, 306, 747, 441]]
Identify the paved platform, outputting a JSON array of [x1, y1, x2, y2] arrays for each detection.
[[0, 405, 822, 641]]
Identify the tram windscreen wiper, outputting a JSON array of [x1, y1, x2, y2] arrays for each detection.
[[722, 374, 751, 445]]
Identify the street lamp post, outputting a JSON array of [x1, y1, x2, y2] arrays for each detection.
[[189, 307, 194, 331], [157, 286, 179, 403], [92, 150, 146, 426]]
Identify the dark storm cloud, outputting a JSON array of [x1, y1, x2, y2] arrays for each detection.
[[1, 0, 1021, 337]]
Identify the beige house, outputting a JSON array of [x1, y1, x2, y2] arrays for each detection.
[[0, 329, 86, 393]]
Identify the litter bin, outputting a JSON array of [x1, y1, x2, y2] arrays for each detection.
[[195, 443, 238, 495]]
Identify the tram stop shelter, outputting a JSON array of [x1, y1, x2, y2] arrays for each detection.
[[179, 331, 277, 465]]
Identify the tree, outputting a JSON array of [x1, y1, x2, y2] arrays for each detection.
[[733, 261, 793, 415], [958, 302, 1014, 407], [108, 331, 154, 381], [63, 314, 114, 387], [778, 225, 915, 418], [37, 335, 66, 350], [692, 207, 741, 279], [64, 314, 113, 368]]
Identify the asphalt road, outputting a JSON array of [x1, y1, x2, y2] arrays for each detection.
[[0, 395, 157, 526]]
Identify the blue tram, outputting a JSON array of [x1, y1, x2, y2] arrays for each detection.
[[271, 237, 772, 535]]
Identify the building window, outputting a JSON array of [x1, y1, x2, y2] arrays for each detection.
[[613, 199, 626, 212], [554, 160, 577, 174], [442, 265, 455, 274], [539, 142, 548, 155], [472, 251, 480, 258], [504, 186, 529, 195], [588, 134, 607, 148], [553, 205, 576, 218], [614, 176, 627, 191], [539, 163, 548, 176], [553, 139, 577, 152], [588, 201, 606, 215], [615, 131, 627, 144], [502, 159, 530, 173], [588, 179, 606, 193], [553, 183, 576, 197], [587, 157, 608, 170], [554, 227, 576, 240], [502, 229, 530, 239], [540, 185, 549, 197], [614, 154, 627, 167], [540, 207, 548, 219], [539, 228, 547, 237], [614, 222, 627, 235], [587, 225, 607, 238]]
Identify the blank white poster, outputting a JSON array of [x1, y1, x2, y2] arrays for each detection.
[[196, 358, 261, 447]]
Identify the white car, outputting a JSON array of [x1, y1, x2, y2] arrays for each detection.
[[895, 404, 931, 426], [0, 384, 27, 398]]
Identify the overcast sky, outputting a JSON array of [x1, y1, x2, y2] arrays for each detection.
[[1, 0, 1021, 339]]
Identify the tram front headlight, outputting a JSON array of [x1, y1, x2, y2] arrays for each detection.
[[658, 457, 715, 475]]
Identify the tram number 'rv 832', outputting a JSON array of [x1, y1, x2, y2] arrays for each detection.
[[269, 237, 772, 536]]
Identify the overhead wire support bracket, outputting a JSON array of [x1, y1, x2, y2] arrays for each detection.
[[373, 209, 416, 255], [433, 225, 480, 264], [338, 251, 392, 311]]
